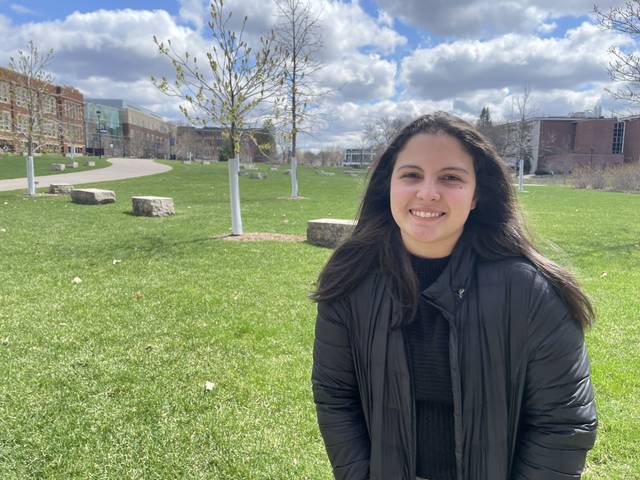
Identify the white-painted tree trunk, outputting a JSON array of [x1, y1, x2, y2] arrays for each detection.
[[26, 155, 36, 196], [228, 155, 243, 235], [518, 159, 524, 192], [290, 153, 299, 197]]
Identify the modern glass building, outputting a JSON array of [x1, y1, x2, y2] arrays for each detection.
[[84, 100, 125, 157]]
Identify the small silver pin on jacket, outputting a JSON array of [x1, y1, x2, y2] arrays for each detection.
[[457, 288, 465, 299]]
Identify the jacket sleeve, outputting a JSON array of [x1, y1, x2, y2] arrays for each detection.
[[312, 299, 371, 480], [512, 274, 597, 480]]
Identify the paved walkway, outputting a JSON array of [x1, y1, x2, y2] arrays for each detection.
[[0, 157, 172, 192]]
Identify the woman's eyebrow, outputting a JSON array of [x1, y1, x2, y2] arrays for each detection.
[[439, 166, 471, 175]]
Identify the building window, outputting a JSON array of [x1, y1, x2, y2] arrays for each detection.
[[43, 95, 56, 115], [0, 82, 9, 104], [15, 87, 28, 108], [612, 122, 624, 154], [16, 115, 29, 134], [0, 111, 11, 131]]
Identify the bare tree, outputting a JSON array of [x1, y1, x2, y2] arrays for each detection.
[[511, 85, 536, 187], [9, 41, 56, 196], [363, 115, 407, 156], [152, 0, 281, 235], [595, 1, 640, 104], [273, 0, 324, 197]]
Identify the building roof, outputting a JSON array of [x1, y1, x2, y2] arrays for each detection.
[[86, 98, 165, 121]]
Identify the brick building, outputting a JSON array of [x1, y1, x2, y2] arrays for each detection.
[[0, 66, 84, 155], [532, 117, 625, 174], [494, 114, 628, 174], [175, 125, 275, 162]]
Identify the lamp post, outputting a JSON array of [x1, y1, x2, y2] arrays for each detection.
[[96, 110, 102, 159]]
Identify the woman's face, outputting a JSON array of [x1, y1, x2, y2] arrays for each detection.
[[389, 132, 477, 258]]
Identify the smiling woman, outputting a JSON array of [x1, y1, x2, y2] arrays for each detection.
[[311, 112, 597, 480], [390, 133, 477, 258]]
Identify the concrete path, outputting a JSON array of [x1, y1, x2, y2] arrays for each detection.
[[0, 157, 172, 192]]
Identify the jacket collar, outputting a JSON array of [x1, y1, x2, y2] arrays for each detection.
[[423, 230, 476, 317]]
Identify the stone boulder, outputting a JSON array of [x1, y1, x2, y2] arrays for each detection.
[[49, 183, 74, 194], [85, 160, 96, 167], [132, 196, 175, 217], [51, 163, 65, 171], [71, 188, 116, 205], [307, 218, 357, 248], [65, 161, 79, 168], [248, 172, 267, 180]]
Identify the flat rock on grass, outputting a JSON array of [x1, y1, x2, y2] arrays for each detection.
[[49, 183, 74, 194], [132, 196, 175, 217], [307, 218, 356, 248], [71, 188, 116, 205]]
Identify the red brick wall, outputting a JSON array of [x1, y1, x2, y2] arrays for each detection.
[[573, 119, 616, 155], [623, 117, 640, 163]]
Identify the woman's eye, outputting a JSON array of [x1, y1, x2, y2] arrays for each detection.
[[442, 175, 461, 182], [401, 172, 420, 179]]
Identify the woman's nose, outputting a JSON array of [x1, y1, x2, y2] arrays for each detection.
[[416, 180, 440, 201]]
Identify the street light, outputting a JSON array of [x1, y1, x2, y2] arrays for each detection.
[[96, 110, 102, 159]]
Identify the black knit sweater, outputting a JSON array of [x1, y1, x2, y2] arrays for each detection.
[[404, 254, 456, 480]]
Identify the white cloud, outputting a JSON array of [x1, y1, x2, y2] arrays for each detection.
[[0, 9, 209, 84], [178, 0, 208, 31], [399, 22, 623, 101], [537, 22, 557, 34], [372, 0, 624, 37], [319, 0, 406, 60], [316, 53, 397, 102], [10, 3, 36, 15]]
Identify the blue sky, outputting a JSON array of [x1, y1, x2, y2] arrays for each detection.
[[0, 0, 633, 149]]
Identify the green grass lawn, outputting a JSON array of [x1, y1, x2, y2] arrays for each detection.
[[0, 154, 111, 180], [0, 163, 637, 479]]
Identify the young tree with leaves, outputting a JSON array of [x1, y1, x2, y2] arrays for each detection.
[[152, 0, 281, 235], [595, 1, 640, 103], [273, 0, 323, 197], [9, 41, 55, 196]]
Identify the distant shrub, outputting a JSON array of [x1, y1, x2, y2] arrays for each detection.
[[568, 163, 640, 192]]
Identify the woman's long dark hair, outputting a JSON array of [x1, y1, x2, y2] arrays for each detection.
[[311, 112, 594, 330]]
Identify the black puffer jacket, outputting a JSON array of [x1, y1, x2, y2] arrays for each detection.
[[312, 239, 597, 480]]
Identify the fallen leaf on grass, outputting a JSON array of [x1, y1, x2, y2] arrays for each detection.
[[112, 259, 122, 265], [204, 381, 215, 392], [144, 345, 154, 353], [72, 276, 82, 284], [0, 228, 6, 233], [1, 337, 9, 346], [133, 291, 144, 300], [601, 272, 608, 278]]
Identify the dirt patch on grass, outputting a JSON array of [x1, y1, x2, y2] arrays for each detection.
[[214, 232, 306, 242]]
